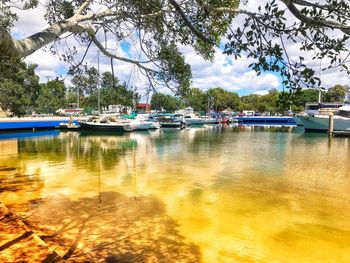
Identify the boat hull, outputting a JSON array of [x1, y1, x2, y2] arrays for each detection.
[[293, 117, 303, 126], [123, 122, 153, 131], [297, 115, 350, 131], [160, 122, 186, 129], [78, 122, 126, 132], [184, 118, 205, 125]]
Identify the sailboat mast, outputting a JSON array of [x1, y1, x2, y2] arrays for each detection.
[[97, 50, 101, 115]]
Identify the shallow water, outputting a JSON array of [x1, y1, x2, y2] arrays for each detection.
[[0, 125, 350, 262]]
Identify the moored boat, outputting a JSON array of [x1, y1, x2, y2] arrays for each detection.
[[297, 104, 350, 131], [123, 120, 154, 131], [78, 115, 130, 132], [159, 114, 187, 129], [56, 122, 80, 130], [183, 114, 206, 125], [79, 121, 126, 132]]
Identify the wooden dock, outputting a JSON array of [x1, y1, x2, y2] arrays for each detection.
[[332, 130, 350, 137]]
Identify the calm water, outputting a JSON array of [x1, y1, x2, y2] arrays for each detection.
[[1, 125, 350, 262]]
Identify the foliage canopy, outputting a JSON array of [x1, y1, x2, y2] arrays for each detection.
[[1, 0, 350, 94]]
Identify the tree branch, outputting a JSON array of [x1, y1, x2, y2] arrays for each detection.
[[89, 33, 158, 74], [281, 0, 350, 34], [74, 0, 92, 17], [168, 0, 215, 45]]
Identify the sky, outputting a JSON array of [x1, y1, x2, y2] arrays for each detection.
[[11, 0, 350, 101]]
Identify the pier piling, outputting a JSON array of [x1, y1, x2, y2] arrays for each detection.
[[328, 112, 334, 136]]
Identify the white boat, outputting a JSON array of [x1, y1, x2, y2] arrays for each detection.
[[183, 113, 206, 125], [149, 122, 160, 129], [56, 122, 80, 130], [123, 120, 154, 131], [176, 107, 207, 125], [159, 114, 188, 129], [297, 104, 350, 131], [203, 116, 219, 124]]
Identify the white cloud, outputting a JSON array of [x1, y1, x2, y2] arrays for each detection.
[[181, 46, 280, 93], [253, 90, 269, 96]]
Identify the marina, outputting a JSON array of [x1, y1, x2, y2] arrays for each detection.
[[2, 0, 350, 262], [0, 115, 297, 131]]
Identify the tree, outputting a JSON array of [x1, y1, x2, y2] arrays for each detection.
[[293, 88, 319, 109], [72, 67, 99, 97], [151, 93, 184, 111], [2, 1, 350, 93], [0, 0, 239, 94], [101, 72, 119, 89], [100, 71, 136, 108], [36, 80, 66, 113], [256, 89, 279, 113], [206, 87, 240, 111], [324, 84, 348, 102], [0, 59, 40, 116], [240, 94, 260, 111], [184, 88, 207, 112], [225, 0, 350, 90], [276, 91, 294, 113], [71, 67, 99, 108]]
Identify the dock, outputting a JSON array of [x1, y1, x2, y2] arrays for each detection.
[[332, 130, 350, 137], [0, 117, 79, 131], [234, 116, 296, 125]]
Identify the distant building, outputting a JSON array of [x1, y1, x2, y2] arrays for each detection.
[[137, 103, 151, 113]]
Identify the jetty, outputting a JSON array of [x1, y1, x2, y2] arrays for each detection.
[[0, 117, 80, 131], [234, 116, 296, 125]]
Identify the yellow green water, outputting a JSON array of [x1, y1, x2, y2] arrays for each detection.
[[0, 126, 350, 262]]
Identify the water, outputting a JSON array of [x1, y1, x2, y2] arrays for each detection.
[[0, 125, 350, 262]]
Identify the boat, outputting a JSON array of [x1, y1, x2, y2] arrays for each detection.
[[55, 115, 80, 130], [79, 121, 126, 132], [203, 116, 219, 124], [183, 113, 206, 125], [159, 114, 187, 129], [175, 107, 206, 125], [78, 115, 130, 132], [123, 120, 154, 131], [149, 122, 160, 129], [297, 104, 350, 131], [56, 122, 80, 130]]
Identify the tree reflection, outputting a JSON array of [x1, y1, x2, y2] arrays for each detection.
[[18, 132, 138, 172]]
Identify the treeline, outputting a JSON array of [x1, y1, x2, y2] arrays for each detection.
[[151, 85, 348, 113], [0, 60, 138, 117], [0, 60, 347, 116]]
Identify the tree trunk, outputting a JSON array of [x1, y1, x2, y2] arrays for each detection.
[[0, 20, 78, 59]]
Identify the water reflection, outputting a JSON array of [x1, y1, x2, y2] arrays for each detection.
[[0, 126, 350, 262]]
